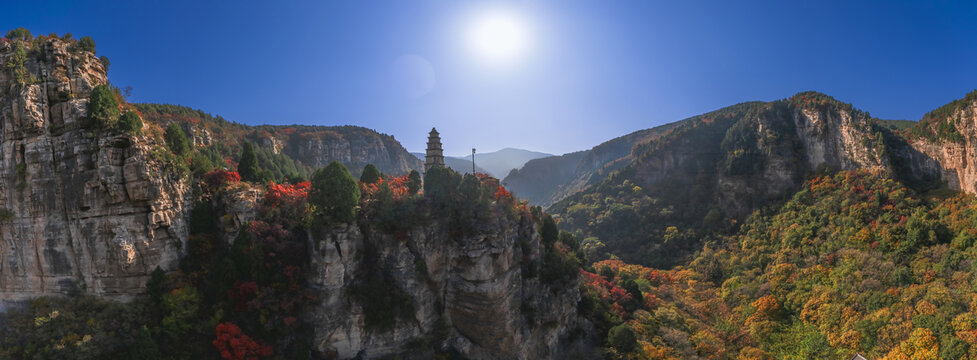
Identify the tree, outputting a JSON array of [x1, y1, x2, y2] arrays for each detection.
[[79, 36, 96, 53], [541, 215, 558, 244], [607, 324, 637, 353], [146, 266, 166, 303], [237, 142, 261, 182], [423, 166, 455, 202], [164, 123, 190, 156], [87, 85, 119, 129], [127, 325, 162, 360], [118, 111, 142, 135], [621, 278, 642, 304], [360, 164, 382, 184], [407, 170, 421, 194], [309, 161, 360, 225], [100, 55, 111, 71], [4, 27, 32, 41]]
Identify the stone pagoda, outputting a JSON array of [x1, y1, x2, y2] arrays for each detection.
[[424, 128, 445, 171]]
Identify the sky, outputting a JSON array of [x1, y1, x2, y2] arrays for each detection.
[[5, 0, 977, 155]]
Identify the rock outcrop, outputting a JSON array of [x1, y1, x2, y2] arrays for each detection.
[[308, 214, 584, 359], [0, 38, 189, 303], [903, 92, 977, 192]]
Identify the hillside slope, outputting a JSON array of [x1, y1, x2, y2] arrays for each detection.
[[503, 122, 683, 207], [136, 104, 423, 178], [550, 93, 917, 267], [466, 148, 551, 179]]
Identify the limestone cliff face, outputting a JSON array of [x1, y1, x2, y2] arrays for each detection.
[[717, 101, 891, 215], [308, 214, 583, 359], [0, 38, 189, 303], [904, 94, 977, 192], [279, 127, 421, 175]]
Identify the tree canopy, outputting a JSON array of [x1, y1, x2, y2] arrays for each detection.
[[309, 161, 360, 226]]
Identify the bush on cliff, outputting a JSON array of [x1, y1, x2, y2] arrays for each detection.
[[117, 111, 142, 135], [237, 142, 261, 182], [87, 85, 120, 129], [164, 123, 191, 156], [310, 161, 360, 226]]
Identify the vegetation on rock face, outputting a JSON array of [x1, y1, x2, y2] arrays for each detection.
[[4, 27, 32, 41], [579, 170, 977, 359], [908, 90, 977, 143], [5, 41, 36, 85], [78, 36, 95, 53], [118, 111, 143, 135], [164, 123, 191, 156], [310, 161, 360, 226], [87, 85, 120, 128], [237, 142, 261, 182]]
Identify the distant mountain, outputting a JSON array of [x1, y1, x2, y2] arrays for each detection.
[[502, 122, 683, 207], [411, 153, 490, 174], [461, 148, 552, 179], [413, 148, 550, 178]]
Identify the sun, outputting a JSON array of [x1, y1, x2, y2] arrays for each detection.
[[465, 9, 532, 67]]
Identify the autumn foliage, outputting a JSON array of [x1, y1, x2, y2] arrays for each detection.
[[212, 322, 272, 360], [204, 170, 241, 189]]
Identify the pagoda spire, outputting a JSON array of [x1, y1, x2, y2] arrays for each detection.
[[424, 128, 445, 171]]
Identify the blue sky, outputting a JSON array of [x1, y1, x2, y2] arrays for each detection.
[[5, 1, 976, 155]]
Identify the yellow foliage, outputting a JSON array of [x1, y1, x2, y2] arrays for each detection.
[[882, 328, 939, 360]]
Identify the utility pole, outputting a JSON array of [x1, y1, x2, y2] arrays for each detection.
[[472, 148, 476, 174]]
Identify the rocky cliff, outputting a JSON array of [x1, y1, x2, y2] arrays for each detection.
[[549, 93, 900, 266], [0, 37, 189, 303], [903, 91, 977, 192], [135, 106, 423, 176], [308, 212, 584, 359], [503, 122, 681, 208]]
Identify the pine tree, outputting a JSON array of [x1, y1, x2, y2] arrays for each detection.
[[360, 164, 382, 184], [238, 142, 261, 182], [118, 111, 142, 135], [309, 161, 360, 225], [87, 85, 119, 129], [407, 170, 422, 195], [164, 123, 190, 156]]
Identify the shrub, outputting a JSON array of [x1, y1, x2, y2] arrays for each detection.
[[164, 123, 190, 156], [212, 322, 272, 360], [407, 170, 421, 194], [6, 42, 36, 85], [99, 55, 110, 71], [87, 85, 120, 128], [309, 161, 360, 226], [607, 324, 637, 353], [78, 36, 95, 53], [237, 142, 261, 182], [360, 164, 382, 184], [4, 27, 32, 41], [203, 170, 241, 189], [117, 111, 142, 135]]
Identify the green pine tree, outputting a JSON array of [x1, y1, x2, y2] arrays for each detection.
[[360, 164, 382, 184], [164, 123, 190, 156], [87, 85, 119, 129], [238, 142, 261, 182], [407, 170, 422, 195], [310, 161, 360, 225]]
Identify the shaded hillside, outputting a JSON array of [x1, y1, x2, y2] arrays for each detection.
[[580, 170, 977, 359], [136, 104, 423, 177], [550, 93, 905, 268], [503, 122, 684, 207], [464, 147, 551, 179]]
